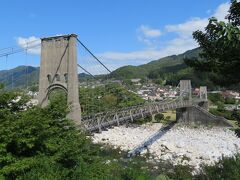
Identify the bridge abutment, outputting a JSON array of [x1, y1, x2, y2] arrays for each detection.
[[176, 101, 232, 127]]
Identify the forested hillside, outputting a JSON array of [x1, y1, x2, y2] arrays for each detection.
[[0, 66, 39, 89], [110, 48, 201, 79], [0, 66, 91, 90], [0, 47, 219, 90]]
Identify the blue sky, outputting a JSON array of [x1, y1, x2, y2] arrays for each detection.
[[0, 0, 231, 73]]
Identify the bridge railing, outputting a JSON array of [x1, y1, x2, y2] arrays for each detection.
[[82, 99, 197, 132]]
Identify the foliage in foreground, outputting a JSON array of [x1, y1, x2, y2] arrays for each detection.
[[0, 88, 150, 179], [0, 90, 106, 179], [184, 0, 240, 87], [1, 85, 240, 179], [195, 154, 240, 180]]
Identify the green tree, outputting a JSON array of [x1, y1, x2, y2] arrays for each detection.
[[208, 93, 224, 104], [79, 84, 144, 115], [0, 90, 110, 179], [224, 97, 236, 104], [103, 94, 118, 109], [155, 113, 164, 123], [184, 0, 240, 86], [232, 109, 240, 125], [0, 83, 4, 90]]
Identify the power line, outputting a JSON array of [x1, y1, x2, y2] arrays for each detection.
[[0, 39, 40, 52], [0, 44, 40, 58], [76, 38, 112, 73]]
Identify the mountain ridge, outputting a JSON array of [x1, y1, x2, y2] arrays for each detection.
[[110, 47, 201, 80], [0, 47, 202, 89]]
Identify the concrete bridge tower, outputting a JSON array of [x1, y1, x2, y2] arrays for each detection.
[[179, 80, 192, 101], [38, 34, 81, 124]]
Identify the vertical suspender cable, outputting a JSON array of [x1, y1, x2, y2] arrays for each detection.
[[5, 55, 8, 90], [25, 43, 29, 91], [11, 73, 13, 89]]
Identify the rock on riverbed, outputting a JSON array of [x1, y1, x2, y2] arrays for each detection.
[[92, 123, 240, 170]]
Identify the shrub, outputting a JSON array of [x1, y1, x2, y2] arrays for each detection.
[[235, 128, 240, 138], [0, 90, 109, 179], [208, 93, 224, 104], [232, 109, 240, 125], [155, 113, 164, 123], [225, 97, 236, 104], [196, 154, 240, 180], [165, 116, 171, 121], [209, 108, 232, 119]]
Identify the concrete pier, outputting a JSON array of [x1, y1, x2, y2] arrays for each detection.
[[38, 34, 81, 124], [176, 101, 232, 127]]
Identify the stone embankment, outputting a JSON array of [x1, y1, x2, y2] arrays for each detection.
[[92, 123, 240, 170]]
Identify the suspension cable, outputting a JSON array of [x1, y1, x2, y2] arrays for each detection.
[[76, 38, 112, 73], [5, 55, 8, 90], [11, 69, 13, 90], [77, 64, 96, 79], [25, 43, 29, 90]]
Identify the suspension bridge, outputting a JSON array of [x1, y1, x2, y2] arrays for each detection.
[[0, 34, 232, 133]]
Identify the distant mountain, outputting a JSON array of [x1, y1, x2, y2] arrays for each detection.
[[0, 66, 39, 89], [109, 48, 219, 89], [0, 66, 91, 90], [110, 48, 201, 79], [78, 73, 92, 79], [0, 47, 215, 89]]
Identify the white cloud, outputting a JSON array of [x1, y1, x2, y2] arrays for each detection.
[[137, 25, 162, 47], [166, 17, 208, 38], [99, 50, 161, 62], [165, 2, 230, 38], [17, 36, 41, 55], [138, 25, 162, 38], [213, 2, 230, 21], [15, 2, 231, 73], [98, 38, 196, 63], [96, 2, 230, 70]]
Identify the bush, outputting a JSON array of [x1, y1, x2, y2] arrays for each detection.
[[209, 108, 232, 119], [0, 90, 110, 179], [165, 116, 171, 121], [225, 97, 236, 104], [155, 113, 164, 123], [235, 128, 240, 138], [1, 89, 239, 179], [196, 154, 240, 180], [232, 109, 240, 125], [133, 116, 152, 125], [208, 93, 224, 104], [217, 102, 225, 112]]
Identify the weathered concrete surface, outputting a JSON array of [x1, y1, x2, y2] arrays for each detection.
[[38, 34, 81, 124], [200, 86, 208, 101], [180, 80, 192, 100], [176, 104, 232, 127]]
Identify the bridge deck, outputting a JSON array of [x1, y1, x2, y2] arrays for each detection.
[[82, 100, 196, 133]]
